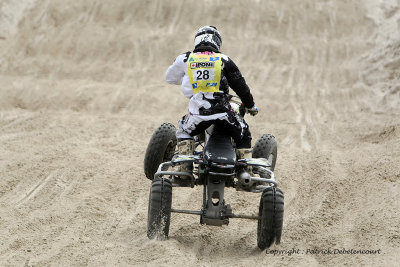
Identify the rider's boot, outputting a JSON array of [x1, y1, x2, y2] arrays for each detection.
[[237, 148, 254, 176], [177, 139, 195, 174]]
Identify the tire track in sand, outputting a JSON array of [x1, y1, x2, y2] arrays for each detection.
[[15, 171, 56, 206]]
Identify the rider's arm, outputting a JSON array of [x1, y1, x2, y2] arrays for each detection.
[[223, 57, 255, 109], [165, 52, 191, 85]]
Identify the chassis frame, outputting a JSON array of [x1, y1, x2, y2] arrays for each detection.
[[153, 155, 278, 225]]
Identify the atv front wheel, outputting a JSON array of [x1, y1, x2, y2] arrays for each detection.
[[147, 178, 172, 239], [257, 187, 284, 249], [144, 123, 177, 180]]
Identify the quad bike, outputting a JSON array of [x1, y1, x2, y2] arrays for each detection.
[[143, 96, 284, 250]]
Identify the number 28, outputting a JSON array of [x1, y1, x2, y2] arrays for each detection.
[[196, 70, 210, 80]]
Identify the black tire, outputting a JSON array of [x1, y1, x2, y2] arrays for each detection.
[[252, 134, 277, 171], [257, 187, 284, 250], [144, 123, 177, 180], [147, 178, 172, 239]]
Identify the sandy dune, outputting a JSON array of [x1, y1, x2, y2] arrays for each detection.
[[0, 0, 399, 266]]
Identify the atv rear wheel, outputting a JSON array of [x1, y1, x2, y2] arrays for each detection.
[[252, 134, 277, 171], [147, 178, 172, 239], [257, 187, 284, 250], [144, 123, 177, 180]]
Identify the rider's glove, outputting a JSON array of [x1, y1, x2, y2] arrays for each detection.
[[247, 104, 259, 116]]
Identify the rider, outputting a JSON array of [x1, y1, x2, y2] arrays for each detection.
[[165, 26, 258, 171]]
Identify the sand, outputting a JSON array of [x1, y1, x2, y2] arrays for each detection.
[[0, 0, 399, 266]]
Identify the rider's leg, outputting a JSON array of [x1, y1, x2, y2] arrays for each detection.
[[236, 146, 254, 176], [176, 116, 195, 173], [236, 124, 254, 175], [217, 116, 254, 174], [237, 148, 252, 159], [234, 123, 252, 150], [176, 114, 206, 173], [176, 138, 195, 172], [214, 112, 253, 150]]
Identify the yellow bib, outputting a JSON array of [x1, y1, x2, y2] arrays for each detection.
[[187, 52, 222, 94]]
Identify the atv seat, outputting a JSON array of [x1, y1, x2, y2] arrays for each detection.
[[204, 129, 236, 165]]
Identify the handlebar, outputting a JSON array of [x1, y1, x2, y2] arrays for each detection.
[[229, 95, 246, 117]]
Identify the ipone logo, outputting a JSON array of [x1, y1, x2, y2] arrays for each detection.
[[190, 62, 215, 69]]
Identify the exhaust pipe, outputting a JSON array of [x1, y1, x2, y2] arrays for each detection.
[[238, 171, 255, 187]]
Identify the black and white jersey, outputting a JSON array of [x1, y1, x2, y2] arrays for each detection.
[[165, 51, 255, 116]]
